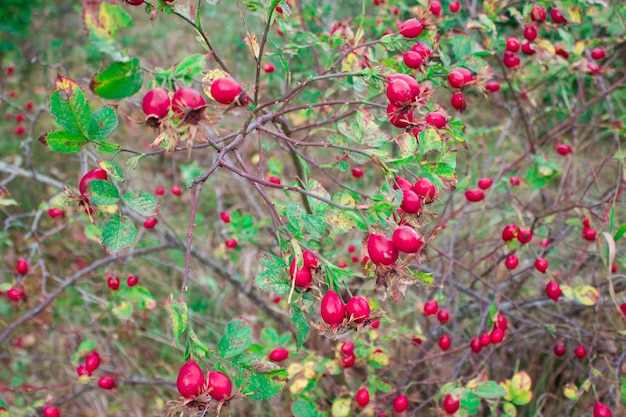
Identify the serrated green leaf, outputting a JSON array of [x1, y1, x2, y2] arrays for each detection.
[[123, 190, 159, 216], [89, 105, 118, 142], [165, 297, 188, 344], [291, 305, 309, 349], [102, 215, 137, 255], [96, 140, 121, 154], [218, 319, 252, 359], [173, 53, 206, 82], [90, 58, 143, 99], [49, 74, 92, 137], [89, 179, 120, 205], [474, 381, 507, 399], [125, 286, 156, 310], [301, 214, 325, 239], [75, 339, 96, 357], [451, 34, 472, 60], [84, 224, 102, 244], [255, 253, 291, 295], [260, 327, 279, 346], [38, 130, 89, 154], [286, 201, 301, 231]]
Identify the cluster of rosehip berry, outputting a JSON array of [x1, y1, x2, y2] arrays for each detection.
[[364, 176, 436, 268], [469, 313, 508, 353], [3, 66, 36, 137], [75, 350, 116, 396], [501, 4, 607, 75], [176, 359, 233, 402], [142, 77, 243, 126], [4, 259, 29, 303], [319, 290, 372, 327], [106, 274, 139, 291]]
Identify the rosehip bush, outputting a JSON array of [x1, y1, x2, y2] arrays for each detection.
[[0, 0, 624, 416]]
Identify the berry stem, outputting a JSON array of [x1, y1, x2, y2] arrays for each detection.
[[179, 181, 204, 303]]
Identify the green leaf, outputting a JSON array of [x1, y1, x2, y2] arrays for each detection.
[[218, 319, 252, 359], [38, 130, 89, 154], [614, 224, 626, 241], [122, 191, 159, 217], [165, 297, 188, 344], [98, 160, 124, 181], [95, 140, 121, 154], [75, 339, 96, 359], [301, 214, 326, 240], [88, 105, 118, 142], [173, 53, 206, 83], [286, 201, 302, 231], [49, 74, 92, 137], [112, 300, 133, 319], [291, 305, 309, 349], [292, 400, 327, 417], [260, 327, 279, 346], [234, 353, 287, 400], [474, 381, 507, 399], [188, 329, 215, 358], [102, 215, 137, 255], [89, 179, 120, 205], [255, 253, 291, 295], [90, 58, 143, 99], [451, 34, 472, 60], [125, 286, 156, 310]]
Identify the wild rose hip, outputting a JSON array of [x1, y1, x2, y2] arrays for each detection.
[[438, 334, 451, 350], [553, 341, 566, 357], [392, 226, 423, 253], [546, 280, 562, 301], [423, 299, 438, 316], [535, 258, 548, 273]]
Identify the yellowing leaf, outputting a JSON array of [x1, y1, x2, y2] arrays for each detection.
[[566, 7, 582, 23], [370, 350, 389, 367], [289, 377, 308, 394], [574, 41, 585, 55], [331, 398, 351, 417], [244, 34, 260, 59], [503, 402, 517, 417], [341, 52, 360, 72], [303, 361, 317, 379], [287, 363, 303, 377], [563, 382, 579, 400], [573, 285, 600, 306], [511, 371, 532, 392], [536, 39, 555, 54]]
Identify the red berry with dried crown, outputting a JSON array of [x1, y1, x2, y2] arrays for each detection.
[[177, 360, 205, 398], [142, 87, 171, 119], [367, 233, 398, 265], [172, 87, 206, 118], [346, 296, 370, 322], [392, 225, 423, 253], [207, 371, 232, 400], [211, 77, 243, 105], [321, 290, 345, 326]]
